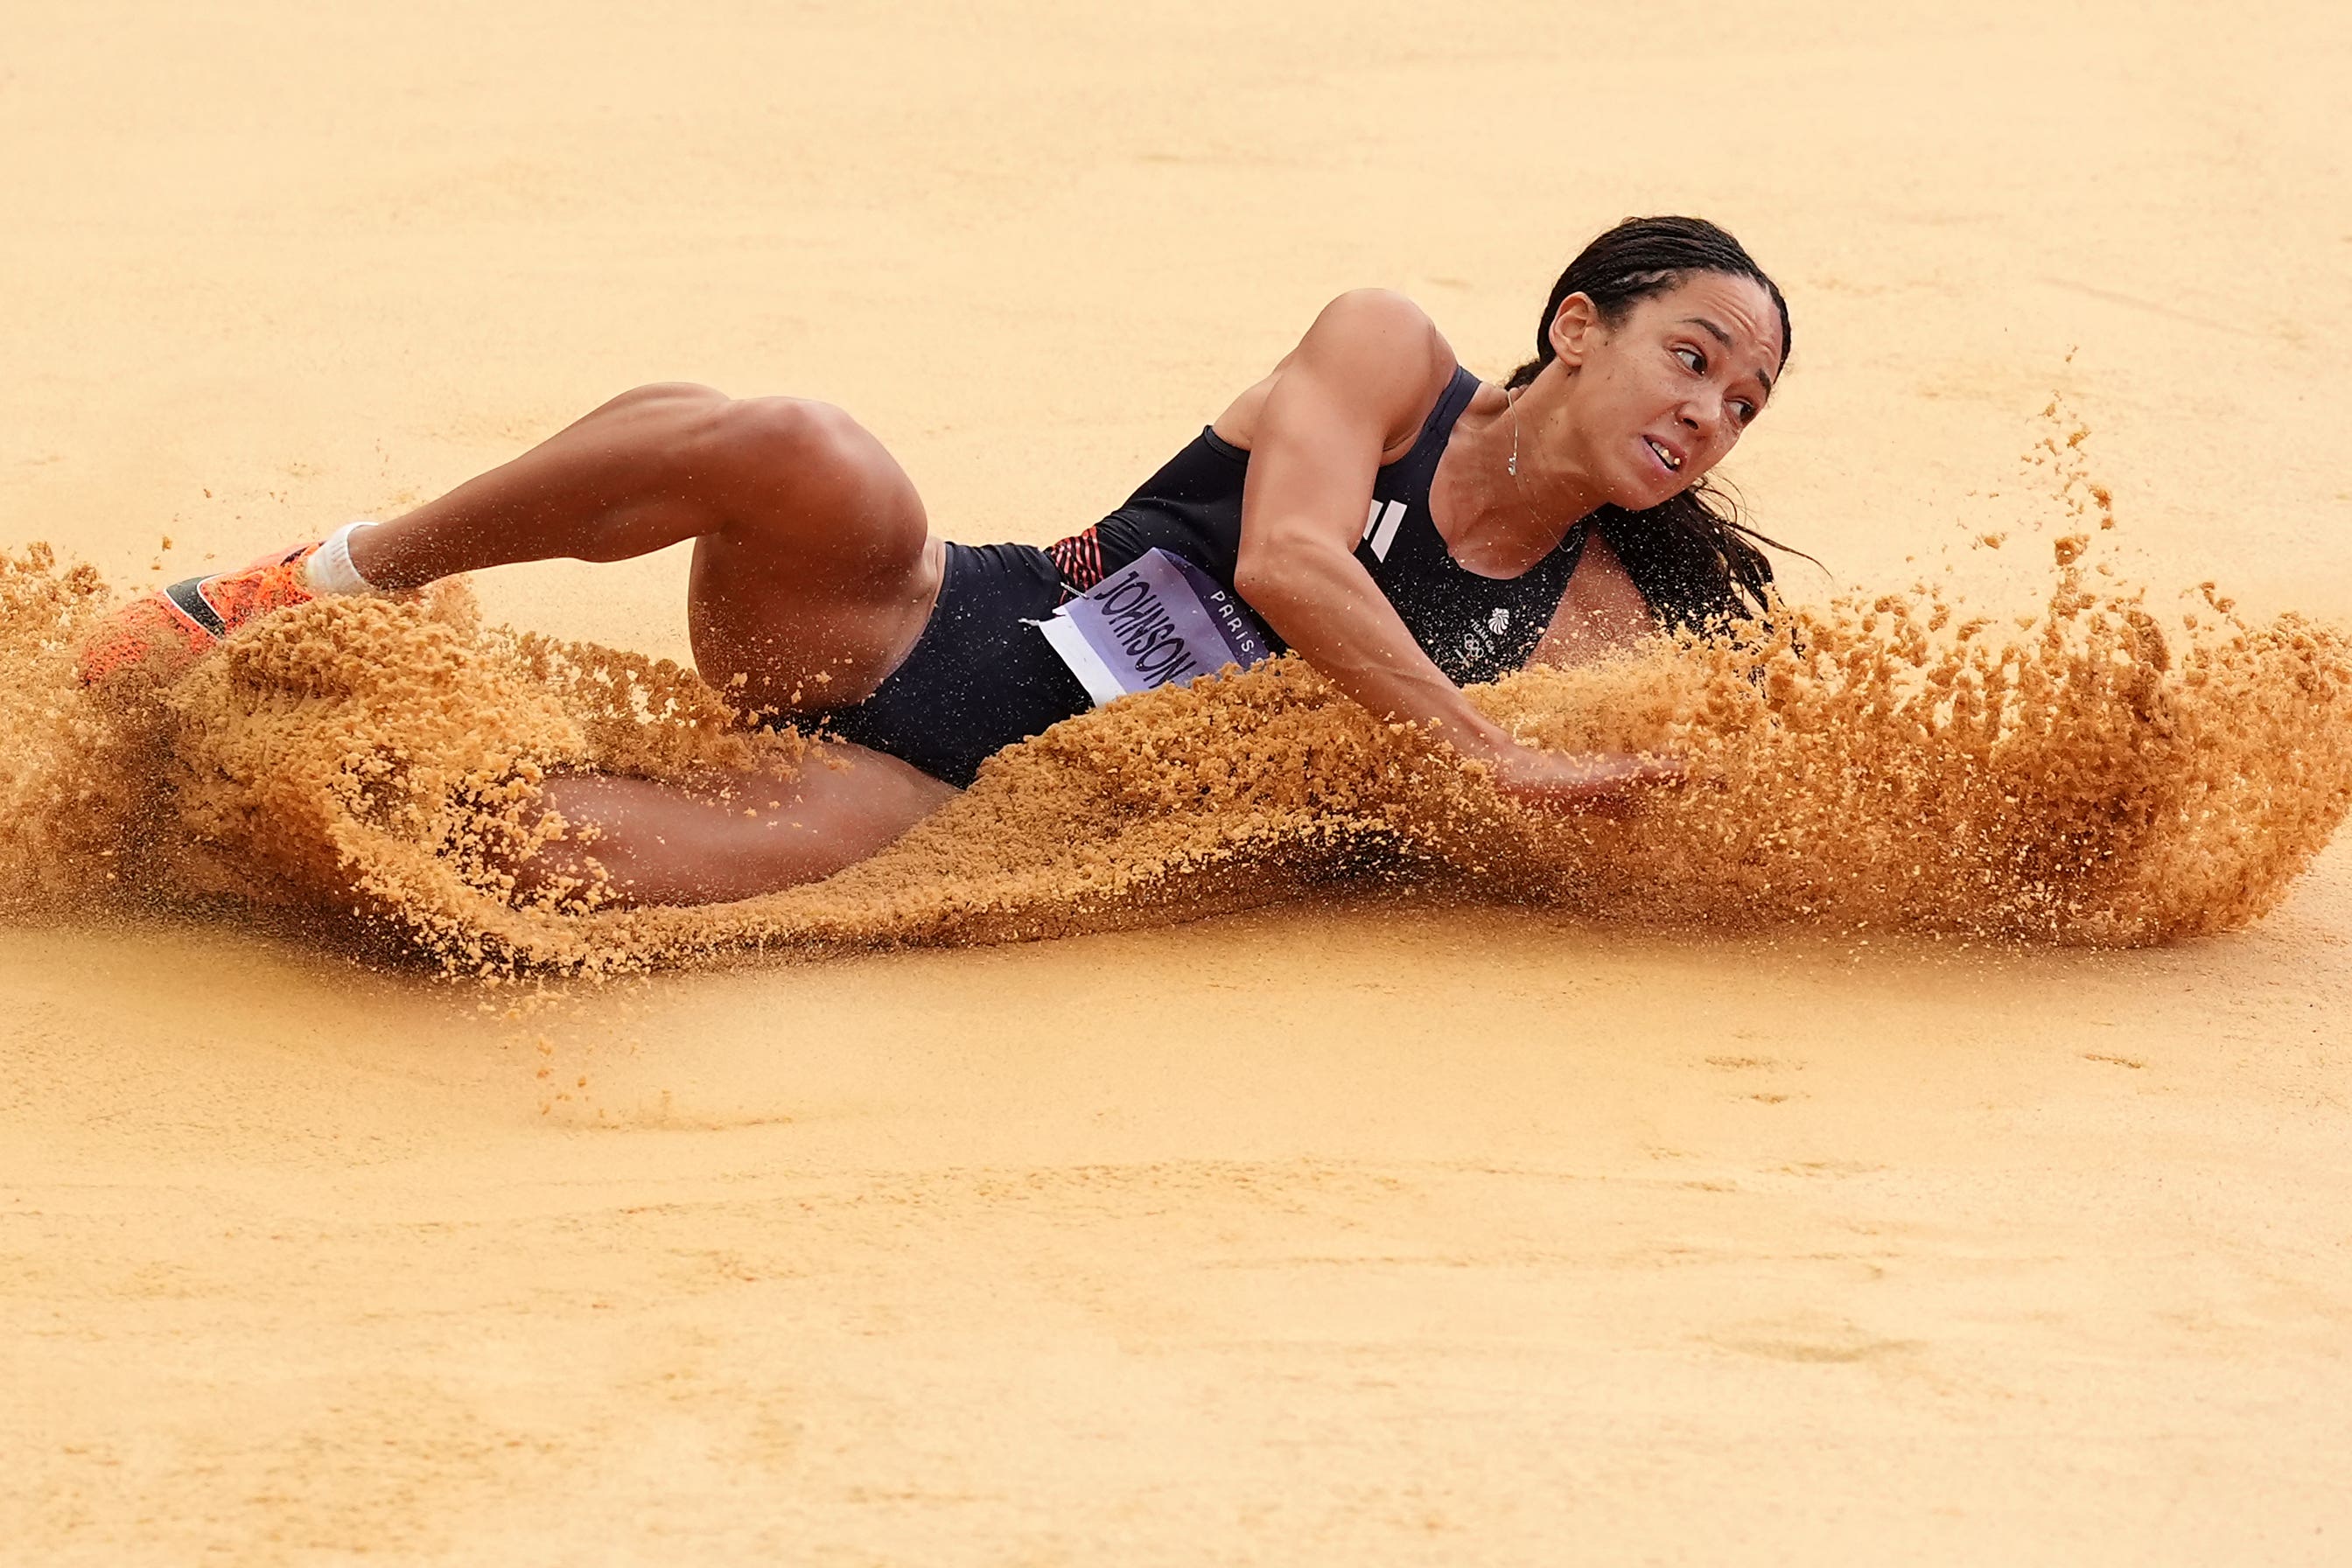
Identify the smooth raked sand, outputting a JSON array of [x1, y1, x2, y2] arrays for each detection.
[[5, 4, 2351, 1563]]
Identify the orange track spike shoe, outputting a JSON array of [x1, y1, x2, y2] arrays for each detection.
[[76, 542, 323, 689]]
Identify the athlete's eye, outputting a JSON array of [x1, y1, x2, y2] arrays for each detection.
[[1674, 346, 1705, 374], [1732, 399, 1757, 423]]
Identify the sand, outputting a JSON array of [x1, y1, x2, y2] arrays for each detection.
[[5, 2, 2352, 1561]]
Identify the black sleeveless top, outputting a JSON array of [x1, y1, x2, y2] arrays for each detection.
[[1048, 365, 1586, 684]]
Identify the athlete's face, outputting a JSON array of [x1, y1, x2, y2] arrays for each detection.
[[1550, 272, 1782, 510]]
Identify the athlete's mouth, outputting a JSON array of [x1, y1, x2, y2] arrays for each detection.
[[1643, 436, 1684, 474]]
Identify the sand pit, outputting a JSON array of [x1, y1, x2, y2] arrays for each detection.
[[6, 3, 2351, 1562]]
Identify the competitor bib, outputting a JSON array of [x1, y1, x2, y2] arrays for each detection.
[[1034, 548, 1274, 707]]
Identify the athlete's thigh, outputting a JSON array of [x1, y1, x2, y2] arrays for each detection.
[[525, 739, 954, 906]]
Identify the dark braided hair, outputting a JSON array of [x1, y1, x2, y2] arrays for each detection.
[[1508, 215, 1803, 632]]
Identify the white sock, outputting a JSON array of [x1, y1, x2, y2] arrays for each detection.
[[304, 521, 383, 596]]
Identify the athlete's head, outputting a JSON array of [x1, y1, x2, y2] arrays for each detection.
[[1508, 215, 1788, 507], [1508, 216, 1796, 627]]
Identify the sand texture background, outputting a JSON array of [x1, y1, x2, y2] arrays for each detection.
[[6, 2, 2352, 1562]]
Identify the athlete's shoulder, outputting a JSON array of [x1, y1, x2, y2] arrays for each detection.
[[1215, 290, 1458, 451], [1312, 285, 1433, 326], [1299, 289, 1450, 363], [1288, 290, 1458, 435]]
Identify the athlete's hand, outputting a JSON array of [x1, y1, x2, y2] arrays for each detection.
[[1476, 739, 1684, 816]]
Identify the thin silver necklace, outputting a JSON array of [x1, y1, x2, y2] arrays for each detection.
[[1502, 384, 1544, 521]]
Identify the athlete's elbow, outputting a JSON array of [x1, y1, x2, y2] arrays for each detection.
[[1232, 535, 1312, 616], [1238, 524, 1362, 613]]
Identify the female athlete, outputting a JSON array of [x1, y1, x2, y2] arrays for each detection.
[[82, 215, 1792, 906]]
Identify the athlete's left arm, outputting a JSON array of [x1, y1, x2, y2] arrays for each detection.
[[1527, 528, 1660, 668]]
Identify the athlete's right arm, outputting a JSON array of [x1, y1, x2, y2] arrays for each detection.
[[1229, 290, 1674, 812], [1229, 290, 1521, 754]]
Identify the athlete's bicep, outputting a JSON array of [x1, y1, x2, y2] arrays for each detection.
[[1234, 292, 1452, 581], [1530, 528, 1661, 668]]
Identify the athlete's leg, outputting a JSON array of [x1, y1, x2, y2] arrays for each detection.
[[347, 382, 943, 712], [341, 383, 959, 901], [515, 744, 956, 908]]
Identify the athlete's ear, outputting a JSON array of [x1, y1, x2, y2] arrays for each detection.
[[1547, 292, 1603, 371]]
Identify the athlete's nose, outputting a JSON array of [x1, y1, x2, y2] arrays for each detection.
[[1679, 388, 1726, 444]]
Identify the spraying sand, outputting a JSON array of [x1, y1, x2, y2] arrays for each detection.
[[9, 495, 2351, 970], [5, 2, 2352, 1563]]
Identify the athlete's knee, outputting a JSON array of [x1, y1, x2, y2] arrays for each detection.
[[696, 397, 919, 559], [702, 396, 878, 486], [589, 383, 824, 493]]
